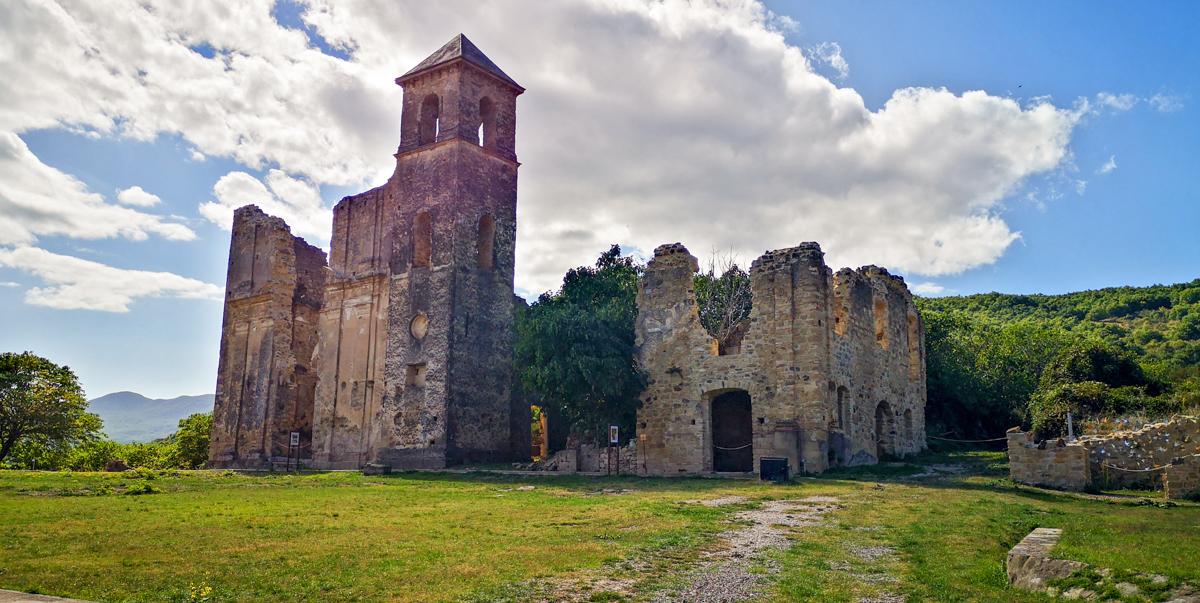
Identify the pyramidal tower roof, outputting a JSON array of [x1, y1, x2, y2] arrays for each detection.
[[396, 34, 523, 91]]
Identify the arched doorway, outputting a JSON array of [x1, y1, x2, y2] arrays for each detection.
[[712, 390, 753, 472], [875, 400, 895, 459]]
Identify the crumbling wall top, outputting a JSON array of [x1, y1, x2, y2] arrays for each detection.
[[749, 242, 824, 273]]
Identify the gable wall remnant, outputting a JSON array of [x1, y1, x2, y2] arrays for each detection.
[[210, 205, 327, 468]]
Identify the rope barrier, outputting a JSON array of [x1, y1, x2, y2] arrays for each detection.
[[1101, 453, 1200, 474], [713, 443, 752, 451], [927, 435, 1009, 443]]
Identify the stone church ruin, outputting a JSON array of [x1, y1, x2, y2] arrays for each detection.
[[209, 35, 927, 474], [634, 243, 926, 475]]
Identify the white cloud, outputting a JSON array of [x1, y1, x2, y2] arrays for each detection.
[[1096, 92, 1137, 112], [1097, 155, 1117, 175], [910, 282, 947, 296], [1148, 93, 1183, 113], [0, 131, 195, 245], [0, 246, 222, 312], [0, 280, 19, 288], [200, 170, 331, 243], [115, 185, 161, 207], [1, 0, 1089, 294], [808, 42, 849, 80]]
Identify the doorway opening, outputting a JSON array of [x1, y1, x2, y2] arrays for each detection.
[[711, 390, 753, 472]]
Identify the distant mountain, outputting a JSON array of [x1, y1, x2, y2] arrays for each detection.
[[88, 391, 214, 443]]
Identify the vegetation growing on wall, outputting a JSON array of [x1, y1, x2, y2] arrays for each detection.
[[693, 255, 752, 349]]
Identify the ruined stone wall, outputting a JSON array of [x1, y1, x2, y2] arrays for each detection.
[[634, 242, 925, 476], [1165, 455, 1200, 500], [210, 206, 327, 468], [1080, 416, 1200, 490], [829, 267, 926, 466], [310, 187, 391, 469], [1009, 418, 1200, 492], [1006, 429, 1092, 491]]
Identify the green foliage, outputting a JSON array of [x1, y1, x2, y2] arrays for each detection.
[[166, 413, 213, 469], [919, 279, 1200, 438], [921, 311, 1071, 438], [1038, 341, 1154, 391], [0, 351, 100, 463], [693, 258, 752, 348], [3, 412, 212, 471], [515, 245, 646, 442]]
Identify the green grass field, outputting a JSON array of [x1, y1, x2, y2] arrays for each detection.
[[1, 451, 1196, 602]]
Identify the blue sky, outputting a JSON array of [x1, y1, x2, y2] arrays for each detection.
[[0, 1, 1196, 400]]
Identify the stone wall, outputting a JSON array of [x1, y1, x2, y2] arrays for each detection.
[[1081, 416, 1200, 490], [1165, 455, 1200, 500], [634, 242, 926, 477], [1007, 416, 1200, 493], [1006, 429, 1092, 491], [1006, 528, 1088, 592], [210, 206, 327, 468]]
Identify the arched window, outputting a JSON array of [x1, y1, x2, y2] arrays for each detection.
[[412, 211, 432, 267], [476, 214, 496, 269], [477, 97, 496, 148], [418, 94, 440, 145]]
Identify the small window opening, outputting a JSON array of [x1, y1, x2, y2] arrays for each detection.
[[405, 363, 427, 388], [418, 94, 440, 145], [477, 214, 496, 269], [478, 96, 496, 148], [412, 211, 432, 267]]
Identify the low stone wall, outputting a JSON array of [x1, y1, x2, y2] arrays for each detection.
[[1008, 416, 1200, 493], [1165, 455, 1200, 500], [1007, 528, 1088, 591], [537, 441, 640, 474], [1006, 429, 1091, 491], [1081, 416, 1200, 490]]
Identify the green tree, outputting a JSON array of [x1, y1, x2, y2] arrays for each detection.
[[165, 412, 212, 469], [515, 245, 645, 443], [921, 311, 1071, 438], [0, 352, 100, 463], [1038, 341, 1154, 391]]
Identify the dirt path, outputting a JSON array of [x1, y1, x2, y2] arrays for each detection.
[[653, 496, 841, 603]]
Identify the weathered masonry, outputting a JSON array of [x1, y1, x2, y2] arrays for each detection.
[[210, 34, 528, 469], [1007, 416, 1200, 499], [634, 243, 926, 476]]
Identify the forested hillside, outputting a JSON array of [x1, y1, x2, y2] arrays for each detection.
[[917, 279, 1200, 439]]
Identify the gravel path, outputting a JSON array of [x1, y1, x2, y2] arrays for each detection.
[[654, 496, 840, 603]]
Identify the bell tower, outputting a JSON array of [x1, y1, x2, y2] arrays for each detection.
[[370, 34, 525, 468]]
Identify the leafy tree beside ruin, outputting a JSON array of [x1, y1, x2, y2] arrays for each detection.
[[0, 352, 100, 463], [515, 245, 645, 444]]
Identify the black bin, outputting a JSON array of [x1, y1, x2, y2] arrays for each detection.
[[759, 457, 789, 482]]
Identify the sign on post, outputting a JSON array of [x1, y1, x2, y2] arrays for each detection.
[[609, 425, 619, 445], [290, 432, 300, 447]]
